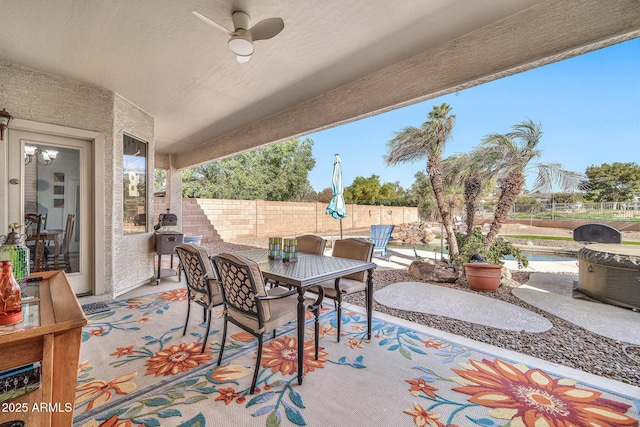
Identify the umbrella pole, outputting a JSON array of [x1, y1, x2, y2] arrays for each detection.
[[340, 219, 344, 239]]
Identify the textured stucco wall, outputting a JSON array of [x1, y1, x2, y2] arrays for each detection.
[[0, 62, 155, 296], [113, 94, 155, 296], [0, 62, 115, 294]]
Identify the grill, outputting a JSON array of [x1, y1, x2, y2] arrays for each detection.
[[154, 210, 183, 284]]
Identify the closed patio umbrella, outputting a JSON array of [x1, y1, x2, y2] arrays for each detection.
[[326, 154, 347, 239]]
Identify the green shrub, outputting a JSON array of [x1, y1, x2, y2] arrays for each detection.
[[455, 227, 529, 269]]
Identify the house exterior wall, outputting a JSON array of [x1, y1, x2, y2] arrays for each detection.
[[0, 62, 154, 296], [112, 94, 155, 296]]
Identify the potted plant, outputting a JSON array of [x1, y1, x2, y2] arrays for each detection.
[[456, 228, 529, 291]]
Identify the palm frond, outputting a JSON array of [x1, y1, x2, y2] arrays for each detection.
[[506, 119, 543, 151], [530, 163, 585, 193]]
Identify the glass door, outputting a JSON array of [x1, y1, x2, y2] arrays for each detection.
[[8, 129, 92, 295]]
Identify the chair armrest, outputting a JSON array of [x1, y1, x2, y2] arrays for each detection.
[[257, 288, 298, 301]]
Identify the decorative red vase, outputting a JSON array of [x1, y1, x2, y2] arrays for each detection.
[[463, 262, 502, 292], [0, 260, 23, 325]]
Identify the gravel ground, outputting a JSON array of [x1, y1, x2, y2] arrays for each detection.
[[203, 227, 640, 388]]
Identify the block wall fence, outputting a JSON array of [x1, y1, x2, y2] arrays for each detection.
[[155, 198, 420, 242]]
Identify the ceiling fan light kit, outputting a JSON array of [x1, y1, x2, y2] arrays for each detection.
[[228, 34, 254, 56], [193, 9, 284, 63]]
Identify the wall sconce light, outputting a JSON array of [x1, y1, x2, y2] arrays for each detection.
[[24, 145, 58, 166], [0, 108, 12, 141]]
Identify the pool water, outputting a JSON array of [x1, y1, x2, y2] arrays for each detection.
[[388, 242, 576, 262]]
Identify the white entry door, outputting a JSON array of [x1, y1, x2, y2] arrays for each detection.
[[8, 129, 93, 295]]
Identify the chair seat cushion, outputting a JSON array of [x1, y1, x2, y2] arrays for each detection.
[[317, 278, 366, 298], [227, 290, 315, 334]]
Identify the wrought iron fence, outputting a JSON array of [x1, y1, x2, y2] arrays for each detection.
[[475, 202, 640, 222]]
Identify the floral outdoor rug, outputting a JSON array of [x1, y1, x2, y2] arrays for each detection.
[[74, 288, 640, 427]]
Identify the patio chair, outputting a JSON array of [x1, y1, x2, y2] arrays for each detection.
[[296, 234, 326, 255], [370, 224, 394, 261], [175, 244, 224, 353], [212, 253, 320, 394], [317, 238, 374, 342]]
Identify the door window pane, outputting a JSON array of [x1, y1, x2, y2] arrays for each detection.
[[24, 144, 80, 274]]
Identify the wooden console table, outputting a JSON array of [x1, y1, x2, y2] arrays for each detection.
[[0, 270, 87, 426]]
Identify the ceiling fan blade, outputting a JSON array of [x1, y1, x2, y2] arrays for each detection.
[[249, 17, 284, 41], [192, 11, 233, 35]]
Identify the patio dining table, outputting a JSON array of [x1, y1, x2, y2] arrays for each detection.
[[234, 248, 377, 385]]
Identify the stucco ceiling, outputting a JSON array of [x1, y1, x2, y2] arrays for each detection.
[[0, 0, 638, 169]]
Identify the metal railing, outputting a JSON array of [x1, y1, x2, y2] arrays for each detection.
[[474, 202, 640, 222]]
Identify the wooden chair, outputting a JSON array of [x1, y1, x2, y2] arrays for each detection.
[[296, 234, 326, 255], [316, 238, 374, 342], [45, 214, 75, 272], [24, 213, 46, 272], [212, 252, 320, 394], [174, 244, 224, 353]]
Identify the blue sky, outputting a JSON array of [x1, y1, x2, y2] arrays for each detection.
[[305, 38, 639, 192]]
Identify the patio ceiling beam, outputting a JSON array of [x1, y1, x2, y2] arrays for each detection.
[[173, 0, 640, 170]]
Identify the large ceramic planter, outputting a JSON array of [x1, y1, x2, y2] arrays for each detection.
[[463, 262, 502, 291]]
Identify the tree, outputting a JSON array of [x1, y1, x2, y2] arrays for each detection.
[[474, 119, 583, 245], [342, 175, 408, 204], [408, 171, 436, 219], [344, 175, 384, 202], [384, 103, 459, 261], [442, 153, 495, 238], [154, 169, 166, 190], [317, 187, 334, 203], [182, 138, 316, 201], [583, 162, 640, 203]]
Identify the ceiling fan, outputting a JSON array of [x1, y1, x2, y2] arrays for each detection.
[[193, 10, 284, 63]]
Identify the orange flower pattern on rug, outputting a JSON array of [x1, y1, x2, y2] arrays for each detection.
[[230, 330, 256, 342], [144, 342, 212, 376], [110, 345, 134, 358], [406, 377, 438, 399], [158, 288, 188, 301], [260, 336, 328, 376], [451, 358, 637, 427], [215, 386, 240, 405], [403, 402, 462, 427], [92, 414, 135, 427], [75, 372, 137, 412]]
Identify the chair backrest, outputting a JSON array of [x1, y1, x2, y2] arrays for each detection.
[[175, 244, 220, 306], [212, 253, 271, 321], [370, 224, 394, 249], [332, 238, 374, 282], [24, 213, 43, 236], [296, 234, 326, 255], [62, 214, 76, 251]]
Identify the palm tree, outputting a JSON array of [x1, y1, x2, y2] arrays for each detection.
[[476, 119, 583, 245], [442, 153, 495, 238], [384, 103, 459, 261]]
